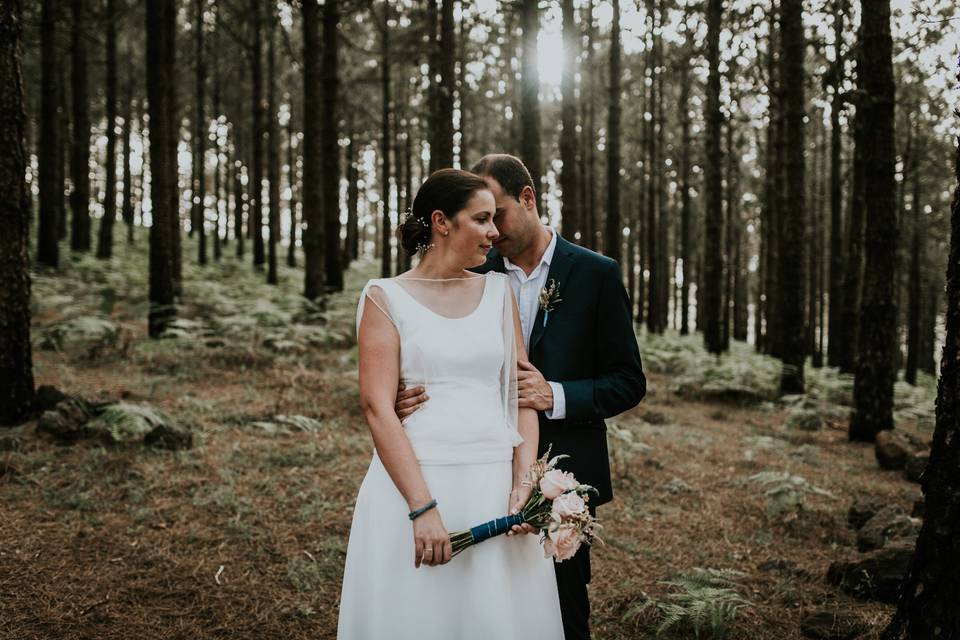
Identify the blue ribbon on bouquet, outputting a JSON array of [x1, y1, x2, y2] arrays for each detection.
[[469, 513, 525, 545]]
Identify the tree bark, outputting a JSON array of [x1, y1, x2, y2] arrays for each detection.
[[301, 0, 324, 298], [286, 111, 297, 267], [70, 0, 91, 252], [827, 0, 847, 366], [581, 0, 597, 250], [849, 0, 898, 441], [559, 0, 579, 242], [344, 129, 359, 268], [432, 0, 454, 168], [322, 0, 342, 291], [881, 67, 960, 636], [778, 0, 807, 393], [37, 0, 59, 267], [603, 0, 622, 264], [0, 0, 35, 425], [250, 0, 264, 269], [379, 6, 392, 278], [679, 46, 692, 335], [96, 0, 118, 260], [519, 0, 542, 213], [266, 14, 279, 285], [905, 140, 924, 385], [193, 0, 207, 265], [702, 0, 724, 355], [121, 68, 135, 245], [146, 0, 176, 338]]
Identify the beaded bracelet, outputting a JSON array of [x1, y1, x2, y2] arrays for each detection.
[[408, 499, 438, 521]]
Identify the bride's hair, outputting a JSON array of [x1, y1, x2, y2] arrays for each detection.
[[398, 168, 490, 256]]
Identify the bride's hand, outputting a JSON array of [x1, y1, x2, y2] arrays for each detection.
[[506, 484, 536, 537], [412, 508, 451, 568]]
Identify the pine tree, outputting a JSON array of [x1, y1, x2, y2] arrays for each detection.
[[37, 0, 59, 268], [0, 0, 35, 425], [850, 0, 898, 441], [702, 0, 724, 355]]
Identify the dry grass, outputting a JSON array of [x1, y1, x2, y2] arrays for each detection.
[[1, 245, 934, 639]]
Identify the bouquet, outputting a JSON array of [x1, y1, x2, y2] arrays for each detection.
[[449, 448, 602, 562]]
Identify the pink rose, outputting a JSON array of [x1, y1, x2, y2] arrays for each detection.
[[539, 469, 579, 500], [544, 524, 581, 562], [551, 492, 587, 518]]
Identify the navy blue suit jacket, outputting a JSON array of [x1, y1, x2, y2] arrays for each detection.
[[473, 234, 646, 506]]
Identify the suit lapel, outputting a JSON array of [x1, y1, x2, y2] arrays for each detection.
[[528, 236, 576, 356]]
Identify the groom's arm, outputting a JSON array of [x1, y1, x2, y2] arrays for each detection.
[[559, 259, 646, 423]]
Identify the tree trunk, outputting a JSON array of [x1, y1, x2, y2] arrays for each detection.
[[519, 0, 542, 213], [881, 71, 960, 636], [559, 0, 579, 241], [905, 141, 924, 385], [655, 3, 669, 333], [211, 18, 222, 262], [57, 62, 68, 241], [425, 0, 439, 172], [266, 15, 279, 285], [250, 0, 264, 268], [97, 0, 118, 260], [322, 0, 342, 291], [146, 0, 176, 337], [679, 35, 692, 335], [121, 69, 135, 246], [849, 0, 898, 441], [603, 0, 622, 264], [838, 100, 867, 373], [37, 0, 59, 267], [432, 0, 454, 168], [233, 145, 245, 258], [581, 0, 597, 250], [302, 0, 324, 298], [164, 0, 181, 297], [344, 129, 359, 268], [827, 0, 847, 366], [778, 0, 807, 393], [0, 0, 35, 425], [193, 0, 208, 265], [920, 276, 938, 376], [702, 0, 724, 355], [286, 112, 297, 267], [70, 0, 91, 252], [723, 121, 734, 350], [379, 7, 392, 278]]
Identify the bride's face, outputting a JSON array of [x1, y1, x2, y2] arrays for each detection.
[[447, 189, 499, 268]]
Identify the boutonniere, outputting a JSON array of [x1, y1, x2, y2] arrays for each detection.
[[538, 279, 562, 327]]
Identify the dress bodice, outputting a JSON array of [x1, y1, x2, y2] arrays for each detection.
[[357, 272, 522, 464]]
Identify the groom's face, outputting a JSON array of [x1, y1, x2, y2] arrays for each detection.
[[482, 177, 538, 260]]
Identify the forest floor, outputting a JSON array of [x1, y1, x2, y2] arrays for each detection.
[[0, 236, 938, 640]]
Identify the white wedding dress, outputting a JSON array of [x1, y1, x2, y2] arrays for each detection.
[[337, 272, 564, 640]]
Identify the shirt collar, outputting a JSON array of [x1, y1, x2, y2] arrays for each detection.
[[503, 227, 557, 276]]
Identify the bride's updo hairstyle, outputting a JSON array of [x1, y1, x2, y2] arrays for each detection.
[[398, 168, 490, 256]]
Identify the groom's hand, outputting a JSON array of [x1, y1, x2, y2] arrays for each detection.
[[395, 383, 428, 421], [518, 360, 553, 411]]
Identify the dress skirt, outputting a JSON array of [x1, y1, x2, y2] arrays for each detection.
[[337, 455, 564, 640]]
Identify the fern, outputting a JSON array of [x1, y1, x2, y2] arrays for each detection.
[[747, 471, 835, 518], [88, 402, 175, 444], [625, 568, 752, 639]]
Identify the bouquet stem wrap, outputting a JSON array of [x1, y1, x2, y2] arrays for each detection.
[[470, 513, 524, 545]]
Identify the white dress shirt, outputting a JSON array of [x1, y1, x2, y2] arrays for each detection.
[[502, 228, 566, 420]]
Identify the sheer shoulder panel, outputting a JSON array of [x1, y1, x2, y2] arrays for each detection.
[[356, 280, 397, 335], [392, 272, 489, 319]]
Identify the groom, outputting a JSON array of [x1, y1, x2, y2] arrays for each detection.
[[397, 154, 646, 639]]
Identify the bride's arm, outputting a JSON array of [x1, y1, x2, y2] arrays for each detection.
[[358, 291, 451, 566], [508, 290, 539, 528]]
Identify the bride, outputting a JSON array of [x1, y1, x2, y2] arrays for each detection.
[[337, 169, 564, 639]]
